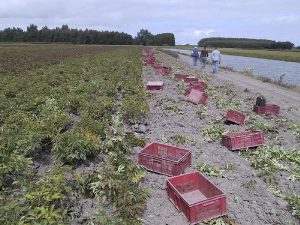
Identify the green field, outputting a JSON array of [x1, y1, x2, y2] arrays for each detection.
[[167, 45, 300, 62], [0, 44, 149, 224]]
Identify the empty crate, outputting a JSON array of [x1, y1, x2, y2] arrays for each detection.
[[222, 131, 265, 150], [152, 64, 163, 69], [146, 81, 164, 90], [162, 67, 172, 76], [167, 172, 227, 224], [175, 73, 188, 80], [138, 142, 191, 176], [189, 81, 208, 90], [226, 109, 245, 125], [253, 104, 280, 115], [184, 76, 198, 83], [188, 89, 208, 105]]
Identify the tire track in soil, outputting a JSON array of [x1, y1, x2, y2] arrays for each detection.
[[137, 54, 299, 225]]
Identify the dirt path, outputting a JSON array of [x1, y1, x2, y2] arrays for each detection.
[[179, 54, 300, 123], [138, 51, 299, 225]]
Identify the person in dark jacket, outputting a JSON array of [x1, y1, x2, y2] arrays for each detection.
[[200, 46, 209, 69], [191, 47, 199, 66]]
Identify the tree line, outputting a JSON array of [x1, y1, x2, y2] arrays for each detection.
[[135, 29, 175, 46], [198, 37, 294, 50], [0, 24, 175, 46]]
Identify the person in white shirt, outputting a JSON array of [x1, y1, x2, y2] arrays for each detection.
[[211, 47, 221, 73]]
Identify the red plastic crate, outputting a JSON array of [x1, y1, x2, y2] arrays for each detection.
[[226, 109, 245, 125], [162, 66, 172, 76], [185, 81, 208, 95], [184, 76, 198, 83], [188, 89, 208, 105], [138, 142, 192, 176], [222, 131, 265, 150], [152, 64, 163, 69], [146, 81, 164, 90], [253, 104, 280, 115], [190, 81, 208, 89], [167, 172, 227, 224], [185, 85, 207, 96], [175, 73, 188, 80]]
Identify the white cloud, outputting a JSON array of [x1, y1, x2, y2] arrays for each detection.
[[193, 29, 215, 37], [0, 0, 299, 45]]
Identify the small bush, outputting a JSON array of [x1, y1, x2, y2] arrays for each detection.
[[53, 130, 100, 164], [121, 96, 148, 124], [195, 162, 224, 178]]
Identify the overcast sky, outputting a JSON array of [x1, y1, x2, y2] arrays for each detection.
[[1, 0, 299, 45]]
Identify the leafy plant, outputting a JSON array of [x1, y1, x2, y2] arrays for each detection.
[[197, 105, 208, 119], [37, 98, 70, 137], [125, 133, 146, 147], [121, 96, 148, 124], [1, 166, 71, 225], [0, 149, 32, 189], [171, 134, 187, 145], [195, 162, 224, 178], [241, 145, 300, 182], [177, 80, 188, 94], [161, 104, 182, 113], [225, 162, 235, 172], [19, 205, 65, 225], [287, 194, 300, 219], [53, 130, 100, 164], [201, 122, 226, 142], [241, 146, 287, 173], [91, 160, 149, 223], [249, 122, 276, 133], [87, 210, 127, 225], [289, 123, 300, 139], [90, 138, 150, 223]]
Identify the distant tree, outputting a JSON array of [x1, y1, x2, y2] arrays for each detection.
[[198, 37, 294, 50], [38, 26, 51, 42], [153, 33, 175, 46], [135, 29, 154, 45], [25, 24, 38, 42], [296, 46, 300, 49], [0, 24, 133, 45]]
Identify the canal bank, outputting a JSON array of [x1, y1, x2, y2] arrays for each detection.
[[167, 49, 300, 86]]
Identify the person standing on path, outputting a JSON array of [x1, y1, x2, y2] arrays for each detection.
[[211, 47, 221, 73], [200, 46, 209, 69], [191, 47, 199, 66]]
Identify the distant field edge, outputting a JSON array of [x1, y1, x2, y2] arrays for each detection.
[[166, 46, 300, 63]]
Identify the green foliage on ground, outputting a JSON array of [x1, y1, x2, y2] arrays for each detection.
[[0, 166, 71, 225], [287, 194, 300, 219], [200, 121, 226, 142], [241, 145, 300, 182], [0, 46, 149, 224], [195, 162, 224, 178]]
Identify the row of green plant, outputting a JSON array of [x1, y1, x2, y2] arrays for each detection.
[[0, 46, 149, 224]]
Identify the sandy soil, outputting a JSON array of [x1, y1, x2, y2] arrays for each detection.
[[138, 51, 300, 225]]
